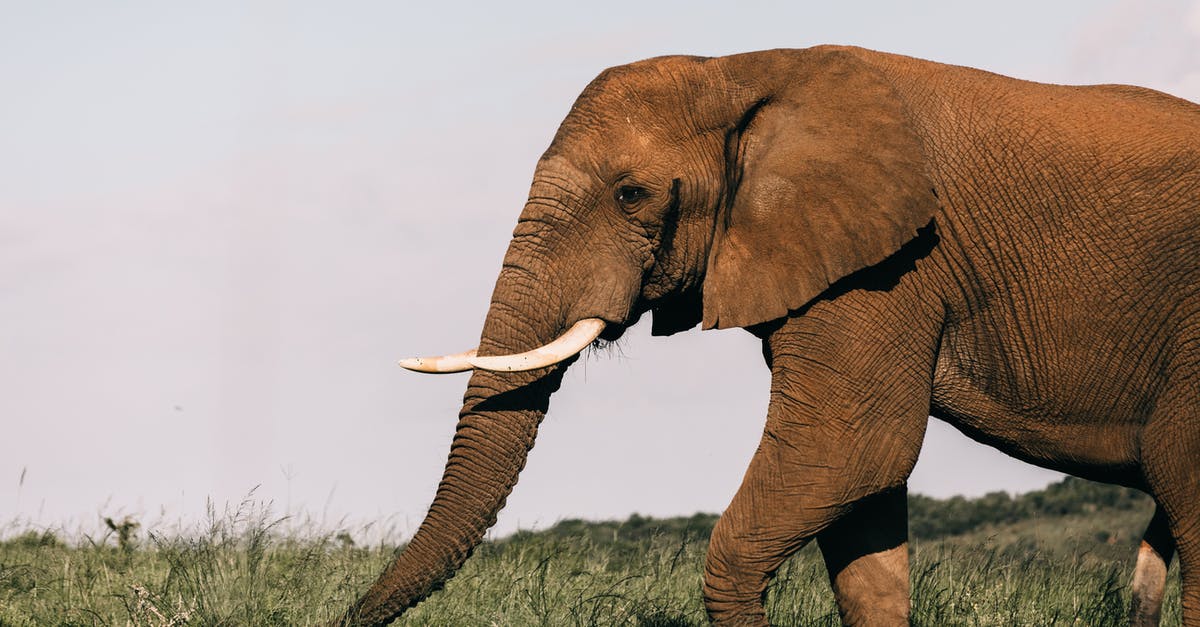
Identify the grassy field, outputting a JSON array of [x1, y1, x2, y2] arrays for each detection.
[[0, 479, 1179, 626]]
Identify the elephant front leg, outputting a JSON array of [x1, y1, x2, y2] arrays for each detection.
[[703, 432, 920, 626], [703, 299, 937, 625]]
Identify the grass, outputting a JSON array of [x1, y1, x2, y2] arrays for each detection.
[[0, 498, 390, 626], [0, 482, 1181, 626]]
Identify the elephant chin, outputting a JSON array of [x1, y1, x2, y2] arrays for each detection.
[[649, 291, 704, 337]]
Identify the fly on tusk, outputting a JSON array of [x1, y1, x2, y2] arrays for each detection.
[[399, 349, 478, 374], [469, 318, 605, 372]]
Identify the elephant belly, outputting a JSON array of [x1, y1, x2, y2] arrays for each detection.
[[928, 338, 1149, 488]]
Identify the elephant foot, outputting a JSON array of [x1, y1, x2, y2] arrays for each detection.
[[701, 595, 770, 627], [702, 527, 772, 626]]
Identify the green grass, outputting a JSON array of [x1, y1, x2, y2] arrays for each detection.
[[0, 480, 1180, 626]]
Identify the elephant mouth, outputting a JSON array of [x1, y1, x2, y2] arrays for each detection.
[[595, 298, 657, 343], [597, 318, 632, 343]]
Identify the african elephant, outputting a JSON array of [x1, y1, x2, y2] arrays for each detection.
[[338, 45, 1200, 625]]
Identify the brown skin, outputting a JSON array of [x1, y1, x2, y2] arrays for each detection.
[[339, 46, 1200, 625]]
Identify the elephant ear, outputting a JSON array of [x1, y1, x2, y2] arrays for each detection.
[[702, 50, 938, 330]]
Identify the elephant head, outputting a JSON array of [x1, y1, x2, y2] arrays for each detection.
[[342, 46, 938, 625]]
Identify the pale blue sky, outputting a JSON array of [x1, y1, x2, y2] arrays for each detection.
[[3, 0, 1197, 538]]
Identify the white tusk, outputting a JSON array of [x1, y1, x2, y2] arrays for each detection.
[[399, 349, 477, 374], [468, 318, 605, 372]]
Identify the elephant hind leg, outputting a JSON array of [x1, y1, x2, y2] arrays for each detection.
[[817, 487, 910, 626], [1140, 361, 1200, 624], [1130, 505, 1175, 627]]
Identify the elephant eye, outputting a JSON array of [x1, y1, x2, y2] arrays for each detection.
[[616, 185, 650, 207]]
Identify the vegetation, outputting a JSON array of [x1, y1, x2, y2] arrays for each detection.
[[0, 478, 1177, 625]]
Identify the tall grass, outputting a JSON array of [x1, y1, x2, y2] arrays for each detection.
[[0, 489, 1179, 625], [0, 497, 391, 626]]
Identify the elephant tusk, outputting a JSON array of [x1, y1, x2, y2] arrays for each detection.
[[468, 318, 605, 372], [399, 349, 477, 374]]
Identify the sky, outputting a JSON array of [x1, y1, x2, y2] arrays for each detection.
[[3, 0, 1199, 540]]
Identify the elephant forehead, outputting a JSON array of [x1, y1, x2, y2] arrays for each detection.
[[537, 155, 590, 179], [540, 134, 674, 181]]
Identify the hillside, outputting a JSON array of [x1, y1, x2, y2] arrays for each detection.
[[506, 476, 1152, 547]]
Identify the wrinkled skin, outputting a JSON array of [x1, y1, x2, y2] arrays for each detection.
[[338, 46, 1200, 625]]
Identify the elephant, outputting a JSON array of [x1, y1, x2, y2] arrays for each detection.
[[337, 45, 1200, 625]]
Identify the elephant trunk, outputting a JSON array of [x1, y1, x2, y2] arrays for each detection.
[[340, 245, 581, 625]]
